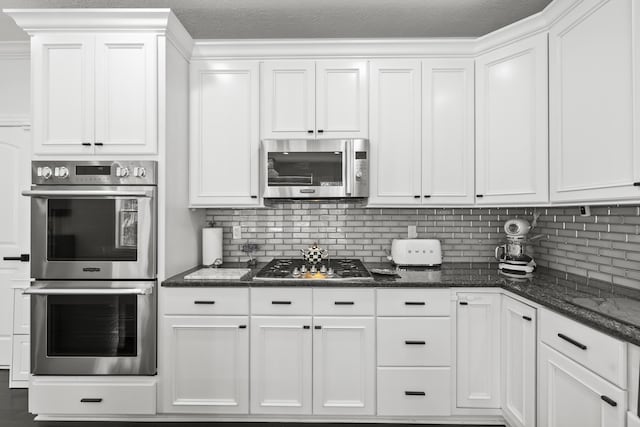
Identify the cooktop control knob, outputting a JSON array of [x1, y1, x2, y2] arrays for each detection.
[[57, 166, 69, 179], [300, 265, 307, 273], [310, 265, 317, 273], [40, 166, 52, 180], [116, 167, 129, 177], [292, 267, 301, 277], [355, 170, 363, 180], [320, 264, 327, 273], [327, 267, 334, 276], [134, 167, 146, 178]]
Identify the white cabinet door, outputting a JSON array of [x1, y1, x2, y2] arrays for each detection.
[[539, 343, 625, 427], [501, 296, 536, 427], [369, 60, 422, 205], [94, 34, 157, 154], [261, 61, 315, 139], [13, 288, 30, 335], [11, 334, 30, 383], [190, 61, 260, 207], [550, 0, 640, 203], [0, 127, 30, 368], [312, 317, 375, 415], [32, 34, 95, 155], [422, 59, 475, 205], [316, 60, 368, 139], [250, 316, 312, 414], [456, 292, 501, 408], [160, 316, 249, 414], [475, 33, 548, 205]]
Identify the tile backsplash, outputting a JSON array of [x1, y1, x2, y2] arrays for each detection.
[[207, 202, 640, 291]]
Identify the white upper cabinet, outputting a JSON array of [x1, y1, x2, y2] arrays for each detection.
[[369, 60, 422, 205], [369, 59, 474, 206], [32, 33, 157, 155], [190, 61, 260, 207], [549, 0, 640, 203], [422, 59, 475, 205], [261, 60, 368, 139], [475, 33, 549, 205]]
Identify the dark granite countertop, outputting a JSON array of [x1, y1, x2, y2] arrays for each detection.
[[162, 262, 640, 346]]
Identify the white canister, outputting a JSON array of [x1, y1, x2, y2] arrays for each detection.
[[202, 227, 223, 266]]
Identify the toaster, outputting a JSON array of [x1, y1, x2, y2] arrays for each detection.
[[390, 239, 442, 266]]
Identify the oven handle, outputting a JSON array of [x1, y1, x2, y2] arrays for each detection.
[[21, 190, 153, 198], [23, 288, 152, 296]]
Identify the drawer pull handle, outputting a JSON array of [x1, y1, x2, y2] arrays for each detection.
[[194, 300, 215, 305], [522, 316, 532, 321], [334, 301, 354, 305], [557, 333, 587, 350], [601, 395, 617, 407], [404, 391, 425, 396], [405, 340, 426, 345], [404, 301, 425, 306], [272, 301, 292, 305], [303, 325, 310, 329], [315, 325, 322, 329], [80, 398, 103, 403], [239, 325, 247, 329], [459, 301, 468, 305]]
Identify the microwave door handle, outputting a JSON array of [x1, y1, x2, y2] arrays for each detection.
[[22, 190, 153, 198], [23, 288, 152, 296], [345, 140, 353, 196]]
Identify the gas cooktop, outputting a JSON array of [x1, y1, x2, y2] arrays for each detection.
[[254, 258, 374, 281]]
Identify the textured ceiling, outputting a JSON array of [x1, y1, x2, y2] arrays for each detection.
[[0, 0, 553, 41]]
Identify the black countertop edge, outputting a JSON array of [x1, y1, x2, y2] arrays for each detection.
[[162, 262, 640, 346]]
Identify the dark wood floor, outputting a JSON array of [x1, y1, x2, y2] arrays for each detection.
[[0, 370, 502, 427]]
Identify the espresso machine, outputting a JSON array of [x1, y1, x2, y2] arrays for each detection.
[[495, 218, 537, 278]]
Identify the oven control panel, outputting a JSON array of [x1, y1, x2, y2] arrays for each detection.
[[32, 161, 157, 185]]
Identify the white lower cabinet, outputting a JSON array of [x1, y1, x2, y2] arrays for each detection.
[[313, 316, 375, 415], [377, 367, 451, 416], [456, 292, 501, 409], [250, 316, 313, 414], [539, 343, 626, 427], [501, 295, 536, 427], [160, 316, 249, 413], [11, 335, 30, 384]]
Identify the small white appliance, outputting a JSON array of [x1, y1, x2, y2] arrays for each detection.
[[495, 218, 536, 278], [390, 239, 442, 266]]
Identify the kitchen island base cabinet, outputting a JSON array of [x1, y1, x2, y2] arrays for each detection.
[[160, 316, 249, 414], [538, 344, 626, 427], [313, 316, 375, 415], [377, 367, 451, 416], [250, 316, 313, 415]]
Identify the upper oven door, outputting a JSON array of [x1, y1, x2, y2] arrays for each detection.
[[262, 139, 350, 198], [25, 186, 156, 280]]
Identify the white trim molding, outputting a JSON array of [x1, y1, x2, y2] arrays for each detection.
[[0, 114, 30, 127]]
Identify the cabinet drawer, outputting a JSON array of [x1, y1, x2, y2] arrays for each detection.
[[251, 288, 312, 315], [377, 367, 451, 416], [313, 288, 375, 315], [377, 318, 451, 366], [377, 289, 450, 316], [29, 378, 156, 415], [540, 309, 626, 388], [162, 288, 248, 315]]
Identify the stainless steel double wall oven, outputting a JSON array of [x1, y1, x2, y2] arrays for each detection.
[[23, 161, 158, 376]]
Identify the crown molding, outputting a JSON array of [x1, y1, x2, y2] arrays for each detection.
[[166, 11, 194, 61], [192, 38, 477, 60], [0, 41, 29, 59]]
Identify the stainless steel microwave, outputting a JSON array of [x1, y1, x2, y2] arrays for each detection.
[[261, 139, 369, 199]]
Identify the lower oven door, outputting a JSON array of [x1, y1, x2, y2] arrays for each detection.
[[25, 281, 156, 375]]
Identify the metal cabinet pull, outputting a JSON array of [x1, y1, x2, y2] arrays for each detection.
[[459, 301, 468, 305], [307, 130, 314, 133], [81, 142, 92, 146], [404, 340, 426, 345], [303, 325, 310, 329], [80, 398, 103, 403], [314, 325, 322, 329], [317, 130, 324, 133], [239, 325, 247, 329], [633, 182, 640, 186], [334, 301, 354, 305], [94, 142, 103, 146], [272, 301, 291, 305], [601, 395, 617, 407], [557, 333, 587, 350], [413, 195, 420, 198], [194, 300, 215, 305], [404, 391, 425, 396], [3, 254, 29, 262], [250, 195, 258, 199], [476, 194, 484, 198], [423, 195, 431, 198], [522, 316, 532, 321], [404, 301, 425, 306]]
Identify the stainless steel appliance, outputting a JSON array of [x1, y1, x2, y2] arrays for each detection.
[[24, 281, 156, 375], [495, 218, 537, 278], [23, 161, 157, 280], [254, 258, 374, 281], [261, 139, 369, 199]]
